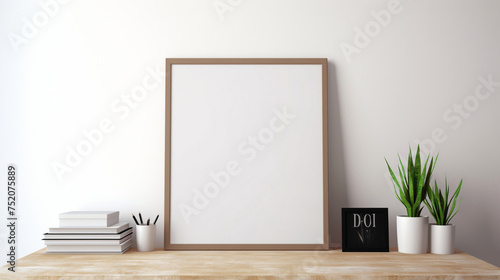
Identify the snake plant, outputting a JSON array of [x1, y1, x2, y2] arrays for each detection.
[[385, 145, 438, 217], [424, 178, 462, 225]]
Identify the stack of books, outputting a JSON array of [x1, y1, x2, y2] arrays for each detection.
[[43, 211, 132, 254]]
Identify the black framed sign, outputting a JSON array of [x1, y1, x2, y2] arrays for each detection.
[[342, 208, 389, 252]]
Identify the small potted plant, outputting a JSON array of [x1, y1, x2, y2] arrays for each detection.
[[385, 145, 437, 254], [424, 178, 462, 254]]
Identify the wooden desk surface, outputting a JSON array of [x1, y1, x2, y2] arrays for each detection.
[[1, 248, 499, 279]]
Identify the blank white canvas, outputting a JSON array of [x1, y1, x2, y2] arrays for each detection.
[[170, 64, 324, 244]]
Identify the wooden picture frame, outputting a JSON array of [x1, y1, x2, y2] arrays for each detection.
[[165, 58, 329, 250], [342, 208, 389, 252]]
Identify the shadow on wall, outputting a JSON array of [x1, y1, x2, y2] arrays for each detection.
[[327, 61, 349, 246], [458, 193, 500, 266]]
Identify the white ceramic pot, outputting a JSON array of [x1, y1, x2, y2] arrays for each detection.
[[136, 225, 156, 252], [430, 224, 455, 254], [397, 215, 428, 254]]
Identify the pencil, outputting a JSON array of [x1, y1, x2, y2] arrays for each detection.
[[153, 214, 159, 225], [132, 214, 139, 225], [139, 212, 144, 225], [147, 218, 150, 225]]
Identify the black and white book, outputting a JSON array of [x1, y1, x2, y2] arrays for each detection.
[[59, 211, 119, 227], [43, 227, 132, 240], [46, 239, 132, 254], [43, 234, 132, 246], [48, 222, 129, 234]]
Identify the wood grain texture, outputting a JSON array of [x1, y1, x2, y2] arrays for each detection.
[[1, 248, 499, 279]]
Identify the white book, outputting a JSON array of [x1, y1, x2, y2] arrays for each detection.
[[43, 228, 132, 240], [46, 238, 132, 253], [59, 211, 119, 227], [48, 222, 129, 234], [46, 244, 132, 254], [44, 234, 132, 246]]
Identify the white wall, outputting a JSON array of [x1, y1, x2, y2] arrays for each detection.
[[1, 0, 499, 267]]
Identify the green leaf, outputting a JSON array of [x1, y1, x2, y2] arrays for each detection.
[[385, 158, 400, 189], [386, 146, 438, 218], [447, 197, 462, 224], [398, 166, 410, 202], [398, 155, 407, 180], [447, 179, 463, 224], [424, 177, 463, 225], [424, 199, 438, 223], [414, 145, 422, 187], [386, 158, 411, 213], [415, 155, 430, 207], [407, 148, 415, 206]]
